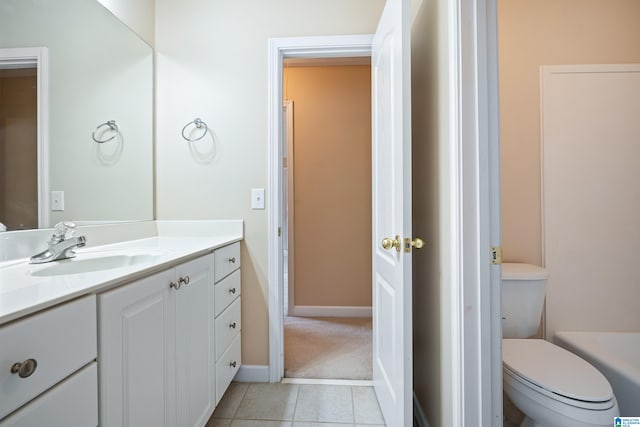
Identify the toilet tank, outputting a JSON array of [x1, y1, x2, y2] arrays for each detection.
[[502, 263, 549, 338]]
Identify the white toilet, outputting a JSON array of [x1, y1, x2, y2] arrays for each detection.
[[502, 263, 619, 427]]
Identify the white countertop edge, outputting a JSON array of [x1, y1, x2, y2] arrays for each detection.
[[0, 234, 242, 325]]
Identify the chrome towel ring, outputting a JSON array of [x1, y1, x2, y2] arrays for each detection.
[[92, 120, 119, 143], [182, 118, 208, 142]]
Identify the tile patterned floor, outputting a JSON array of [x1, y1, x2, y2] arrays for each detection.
[[206, 383, 386, 427]]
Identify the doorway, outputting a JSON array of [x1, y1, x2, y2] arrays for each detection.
[[281, 58, 373, 381], [0, 47, 48, 230]]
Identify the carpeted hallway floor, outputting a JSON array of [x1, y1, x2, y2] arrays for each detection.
[[284, 316, 372, 380]]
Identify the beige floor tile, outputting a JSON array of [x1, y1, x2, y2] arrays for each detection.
[[231, 421, 292, 427], [206, 418, 232, 427], [293, 423, 353, 427], [352, 387, 385, 425], [214, 383, 250, 419], [235, 383, 299, 421], [294, 385, 354, 423]]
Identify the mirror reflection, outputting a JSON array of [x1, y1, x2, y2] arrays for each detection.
[[0, 0, 153, 231]]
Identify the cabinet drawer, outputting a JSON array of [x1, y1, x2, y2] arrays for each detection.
[[214, 242, 240, 282], [214, 270, 241, 316], [0, 295, 97, 419], [0, 362, 97, 427], [215, 334, 241, 406], [215, 298, 241, 360]]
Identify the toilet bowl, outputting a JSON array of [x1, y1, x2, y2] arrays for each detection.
[[501, 264, 619, 426]]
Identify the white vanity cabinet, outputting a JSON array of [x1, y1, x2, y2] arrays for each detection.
[[213, 242, 242, 404], [98, 254, 215, 427], [0, 295, 97, 426]]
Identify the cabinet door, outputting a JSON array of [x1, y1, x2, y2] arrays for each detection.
[[175, 255, 215, 427], [98, 269, 176, 427]]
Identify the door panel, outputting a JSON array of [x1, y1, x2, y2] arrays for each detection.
[[371, 0, 412, 425]]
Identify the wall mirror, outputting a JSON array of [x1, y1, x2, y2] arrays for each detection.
[[0, 0, 153, 231]]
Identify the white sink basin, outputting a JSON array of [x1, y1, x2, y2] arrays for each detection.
[[30, 254, 156, 277]]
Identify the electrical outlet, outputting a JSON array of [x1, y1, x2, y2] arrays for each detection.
[[251, 188, 265, 209], [51, 191, 65, 211]]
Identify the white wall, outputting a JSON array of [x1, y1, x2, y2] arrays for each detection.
[[542, 65, 640, 338], [155, 0, 385, 366], [97, 0, 155, 47]]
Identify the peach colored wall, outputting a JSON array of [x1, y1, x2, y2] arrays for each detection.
[[498, 0, 640, 265], [0, 72, 38, 230], [284, 65, 372, 307]]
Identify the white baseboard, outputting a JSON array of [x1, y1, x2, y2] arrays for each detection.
[[290, 305, 372, 318], [413, 392, 430, 427], [233, 365, 270, 383]]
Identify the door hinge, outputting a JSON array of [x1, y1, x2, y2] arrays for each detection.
[[278, 227, 282, 237], [490, 246, 502, 265]]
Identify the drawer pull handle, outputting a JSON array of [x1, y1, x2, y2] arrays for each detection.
[[229, 322, 237, 329], [230, 361, 237, 368], [11, 359, 38, 378], [179, 276, 190, 286], [170, 281, 181, 290], [228, 257, 236, 263], [229, 288, 237, 294]]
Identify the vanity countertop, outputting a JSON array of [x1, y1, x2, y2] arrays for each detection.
[[0, 234, 242, 325]]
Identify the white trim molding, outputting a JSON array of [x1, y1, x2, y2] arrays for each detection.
[[290, 305, 372, 318], [233, 365, 270, 383], [454, 0, 502, 424], [267, 35, 374, 383]]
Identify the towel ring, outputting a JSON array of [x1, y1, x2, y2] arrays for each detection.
[[182, 118, 208, 142], [92, 120, 119, 143]]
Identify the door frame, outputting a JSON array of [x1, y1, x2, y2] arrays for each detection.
[[282, 99, 294, 316], [455, 0, 502, 424], [267, 34, 374, 382], [266, 3, 502, 419], [0, 47, 49, 228]]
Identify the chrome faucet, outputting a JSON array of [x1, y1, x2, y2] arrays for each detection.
[[29, 221, 87, 264]]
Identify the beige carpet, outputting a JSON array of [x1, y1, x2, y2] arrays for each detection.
[[284, 316, 372, 380]]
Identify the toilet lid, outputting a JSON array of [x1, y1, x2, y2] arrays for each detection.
[[503, 339, 613, 402]]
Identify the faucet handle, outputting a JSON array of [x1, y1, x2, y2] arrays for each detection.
[[50, 221, 76, 245]]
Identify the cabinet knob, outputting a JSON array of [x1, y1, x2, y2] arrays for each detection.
[[229, 287, 236, 294], [170, 281, 181, 290], [229, 361, 237, 368], [11, 359, 37, 378], [179, 276, 190, 286], [229, 322, 237, 329], [228, 257, 236, 263]]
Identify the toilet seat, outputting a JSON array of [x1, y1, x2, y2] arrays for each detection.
[[503, 339, 615, 410]]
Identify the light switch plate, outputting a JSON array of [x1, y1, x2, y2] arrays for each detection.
[[251, 188, 265, 209], [51, 191, 65, 211]]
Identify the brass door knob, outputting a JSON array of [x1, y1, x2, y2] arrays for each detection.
[[406, 237, 425, 251], [381, 236, 401, 252]]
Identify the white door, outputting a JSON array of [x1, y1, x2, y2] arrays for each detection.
[[371, 0, 412, 425]]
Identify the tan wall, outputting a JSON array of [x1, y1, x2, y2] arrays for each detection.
[[411, 0, 455, 425], [0, 72, 38, 230], [155, 0, 385, 366], [498, 0, 640, 265], [284, 65, 372, 308]]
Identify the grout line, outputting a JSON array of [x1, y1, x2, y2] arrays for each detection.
[[230, 382, 251, 420], [282, 378, 374, 387], [291, 381, 302, 423], [350, 385, 356, 425]]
